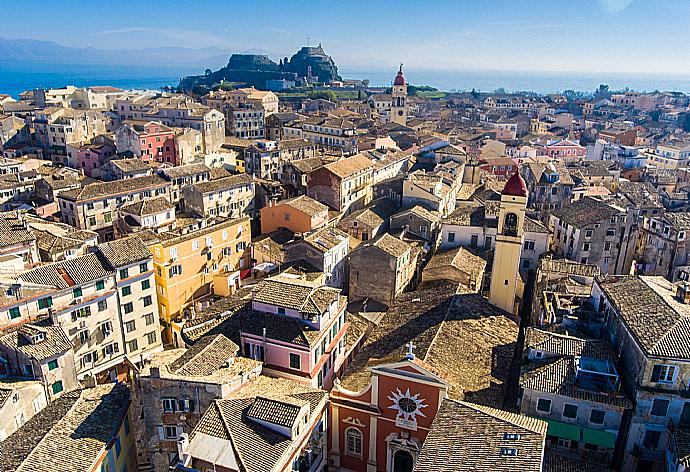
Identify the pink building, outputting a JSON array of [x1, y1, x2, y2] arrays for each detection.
[[545, 139, 586, 160], [479, 156, 519, 179], [239, 276, 349, 390], [115, 121, 177, 165], [75, 142, 115, 177]]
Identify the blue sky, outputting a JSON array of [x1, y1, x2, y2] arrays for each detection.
[[6, 0, 690, 74]]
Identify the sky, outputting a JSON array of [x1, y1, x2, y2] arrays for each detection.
[[5, 0, 690, 74]]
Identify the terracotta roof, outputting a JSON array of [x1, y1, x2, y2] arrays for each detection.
[[323, 153, 373, 179], [0, 212, 35, 248], [425, 246, 487, 275], [190, 376, 327, 472], [550, 197, 622, 229], [6, 384, 130, 472], [524, 328, 615, 360], [543, 451, 614, 472], [160, 163, 211, 179], [415, 398, 547, 472], [193, 174, 252, 193], [274, 195, 328, 217], [96, 235, 152, 268], [295, 226, 349, 253], [120, 196, 173, 217], [252, 277, 340, 317], [168, 334, 238, 376], [104, 157, 150, 173], [59, 175, 168, 201], [362, 233, 411, 258], [18, 253, 110, 289], [597, 275, 690, 359], [0, 322, 72, 362]]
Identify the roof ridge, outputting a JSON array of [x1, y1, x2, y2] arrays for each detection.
[[421, 282, 462, 363], [454, 399, 547, 434]]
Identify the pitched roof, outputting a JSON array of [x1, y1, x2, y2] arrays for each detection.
[[251, 278, 340, 317], [358, 233, 411, 258], [551, 197, 622, 229], [6, 384, 130, 472], [0, 212, 35, 248], [414, 399, 547, 472], [597, 275, 690, 359], [59, 175, 168, 201], [0, 322, 72, 362], [120, 196, 173, 217], [104, 157, 150, 173], [96, 235, 152, 269], [17, 252, 111, 289], [524, 328, 615, 360], [274, 195, 328, 217], [294, 226, 349, 253], [160, 163, 211, 179], [193, 174, 252, 193], [323, 153, 373, 179], [190, 376, 327, 472], [168, 334, 238, 376]]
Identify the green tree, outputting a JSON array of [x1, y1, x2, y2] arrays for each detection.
[[308, 90, 337, 101]]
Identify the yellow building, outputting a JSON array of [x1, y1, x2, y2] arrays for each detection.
[[489, 172, 528, 314], [150, 217, 251, 344]]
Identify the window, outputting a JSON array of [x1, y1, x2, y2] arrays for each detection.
[[585, 229, 593, 238], [103, 343, 119, 356], [447, 232, 456, 243], [277, 307, 286, 315], [582, 242, 591, 252], [82, 351, 97, 366], [79, 330, 89, 344], [96, 299, 107, 312], [51, 381, 63, 395], [222, 230, 228, 241], [88, 216, 96, 227], [73, 287, 83, 298], [651, 364, 677, 384], [146, 331, 157, 345], [164, 426, 178, 440], [47, 359, 59, 370], [192, 240, 199, 251], [145, 313, 155, 326], [651, 398, 670, 417], [606, 229, 616, 237], [289, 353, 301, 370], [96, 280, 105, 290], [120, 268, 129, 279], [38, 297, 53, 309], [8, 307, 20, 319], [500, 448, 518, 456], [536, 398, 551, 413], [104, 212, 112, 223], [162, 397, 176, 412], [127, 339, 138, 352], [563, 404, 578, 419], [345, 428, 363, 457], [141, 279, 150, 290], [143, 295, 153, 307], [122, 285, 132, 297], [504, 213, 518, 237], [123, 302, 134, 314], [101, 321, 112, 336], [523, 240, 535, 251], [643, 430, 661, 449], [590, 409, 605, 424], [139, 262, 148, 273], [125, 320, 136, 333]]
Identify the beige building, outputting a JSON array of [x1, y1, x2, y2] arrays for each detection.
[[182, 174, 254, 218]]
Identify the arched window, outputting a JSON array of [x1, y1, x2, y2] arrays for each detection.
[[504, 213, 518, 237], [345, 427, 363, 457]]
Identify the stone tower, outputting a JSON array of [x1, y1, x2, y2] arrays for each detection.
[[489, 171, 528, 314], [391, 64, 407, 126]]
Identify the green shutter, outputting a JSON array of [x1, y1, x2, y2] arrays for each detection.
[[541, 418, 581, 441], [582, 427, 616, 448]]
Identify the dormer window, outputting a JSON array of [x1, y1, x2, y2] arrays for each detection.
[[32, 333, 45, 344]]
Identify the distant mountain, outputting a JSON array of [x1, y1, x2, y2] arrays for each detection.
[[0, 37, 233, 66]]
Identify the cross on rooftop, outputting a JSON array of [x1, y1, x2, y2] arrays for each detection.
[[405, 341, 416, 360]]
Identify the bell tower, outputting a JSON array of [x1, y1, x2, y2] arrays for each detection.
[[391, 64, 407, 126], [489, 171, 528, 313]]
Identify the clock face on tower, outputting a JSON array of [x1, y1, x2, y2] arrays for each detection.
[[387, 388, 428, 421]]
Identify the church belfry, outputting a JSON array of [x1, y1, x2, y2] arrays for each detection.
[[391, 64, 408, 126], [489, 171, 528, 313]]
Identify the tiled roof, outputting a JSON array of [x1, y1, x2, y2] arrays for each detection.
[[191, 376, 327, 472], [275, 195, 328, 217], [425, 246, 487, 275], [59, 175, 168, 201], [520, 356, 631, 408], [340, 280, 519, 407], [193, 174, 252, 193], [551, 197, 622, 229], [543, 451, 614, 472], [524, 328, 616, 360], [0, 212, 35, 248], [160, 163, 211, 179], [362, 233, 411, 258], [597, 275, 690, 359], [169, 334, 238, 376], [0, 322, 72, 361], [252, 277, 340, 317], [0, 389, 82, 472], [18, 253, 110, 289], [105, 157, 150, 173], [414, 398, 547, 472], [6, 384, 130, 472], [339, 197, 398, 229], [287, 157, 330, 174], [444, 205, 549, 234], [323, 153, 373, 179], [297, 226, 349, 253], [96, 235, 152, 268], [246, 395, 307, 429], [120, 196, 173, 216], [27, 218, 96, 256]]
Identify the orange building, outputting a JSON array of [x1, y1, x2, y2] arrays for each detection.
[[259, 194, 329, 234]]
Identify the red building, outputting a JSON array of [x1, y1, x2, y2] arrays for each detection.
[[479, 156, 519, 179], [544, 139, 586, 160], [329, 280, 520, 471], [116, 121, 177, 165]]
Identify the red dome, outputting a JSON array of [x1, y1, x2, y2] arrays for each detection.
[[394, 65, 406, 86], [502, 171, 528, 197]]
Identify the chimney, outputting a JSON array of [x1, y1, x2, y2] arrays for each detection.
[[150, 366, 161, 378], [676, 282, 690, 304]]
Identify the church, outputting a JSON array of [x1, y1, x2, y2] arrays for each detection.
[[367, 65, 408, 126], [328, 172, 534, 471]]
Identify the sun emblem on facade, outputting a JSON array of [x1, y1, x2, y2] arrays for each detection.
[[387, 388, 428, 421]]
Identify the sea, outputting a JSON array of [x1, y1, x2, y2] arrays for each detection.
[[3, 61, 690, 98]]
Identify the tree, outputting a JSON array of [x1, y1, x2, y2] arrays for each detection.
[[471, 88, 480, 99], [594, 84, 610, 100], [494, 87, 506, 94], [308, 90, 337, 102]]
